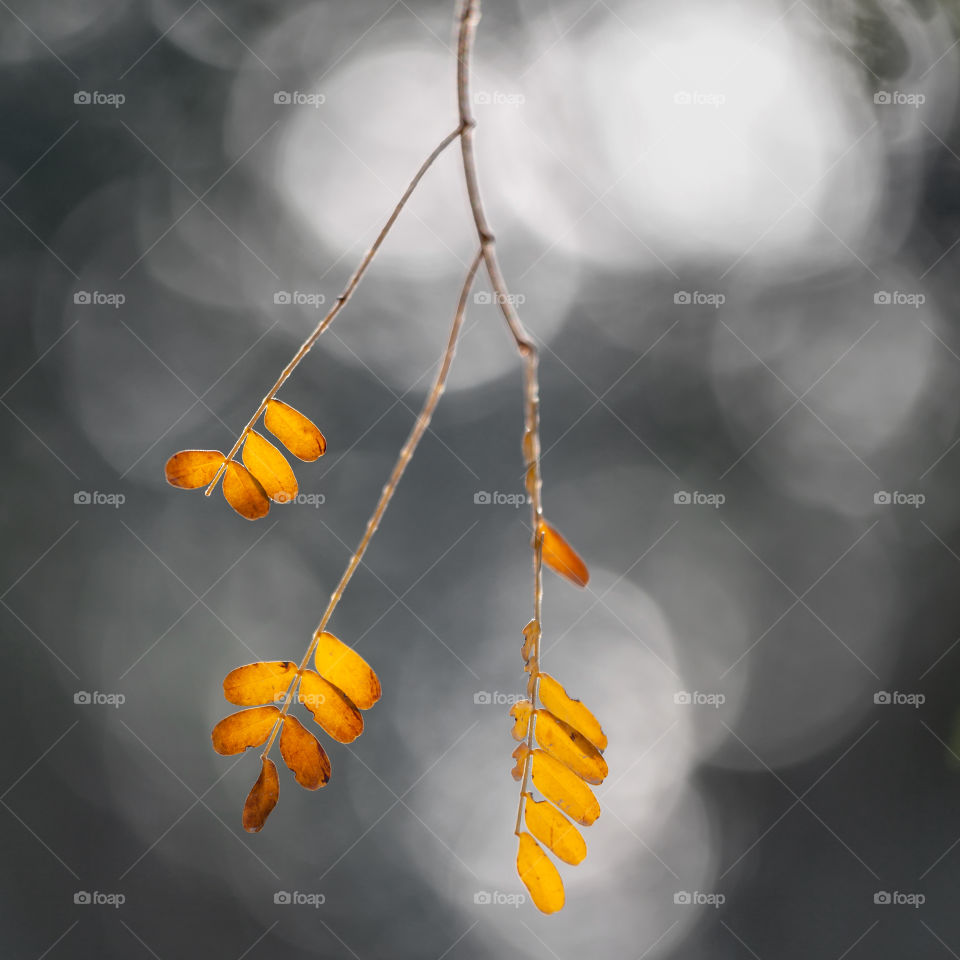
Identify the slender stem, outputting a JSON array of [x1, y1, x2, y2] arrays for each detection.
[[455, 0, 545, 838], [204, 124, 465, 495], [261, 248, 484, 759]]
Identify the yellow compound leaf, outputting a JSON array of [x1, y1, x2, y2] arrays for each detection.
[[279, 714, 331, 789], [211, 706, 280, 755], [534, 710, 609, 785], [299, 669, 364, 744], [524, 796, 586, 866], [517, 832, 565, 914], [538, 521, 589, 588], [264, 399, 326, 462], [510, 700, 532, 741], [242, 757, 279, 833], [538, 673, 607, 752], [511, 743, 530, 781], [164, 449, 225, 489], [313, 631, 381, 710], [531, 749, 600, 826], [223, 661, 298, 706], [242, 431, 298, 503], [222, 461, 270, 520]]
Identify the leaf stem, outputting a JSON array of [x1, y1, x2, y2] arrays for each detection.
[[455, 0, 546, 839], [204, 124, 465, 496], [261, 248, 484, 760]]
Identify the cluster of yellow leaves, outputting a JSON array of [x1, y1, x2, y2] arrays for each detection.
[[211, 632, 380, 832], [510, 675, 607, 913], [165, 399, 326, 520]]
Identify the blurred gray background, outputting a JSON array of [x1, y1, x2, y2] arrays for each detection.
[[3, 0, 960, 956]]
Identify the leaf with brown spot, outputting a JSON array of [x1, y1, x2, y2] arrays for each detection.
[[211, 706, 280, 755], [530, 749, 600, 826], [223, 661, 298, 706], [538, 521, 589, 587], [534, 709, 608, 785], [510, 700, 532, 741], [222, 461, 270, 520], [299, 669, 364, 744], [313, 631, 381, 710], [524, 795, 586, 866], [517, 832, 565, 914], [165, 449, 225, 489], [264, 399, 326, 462], [279, 714, 331, 789], [242, 431, 298, 503], [242, 757, 279, 833], [538, 673, 607, 752]]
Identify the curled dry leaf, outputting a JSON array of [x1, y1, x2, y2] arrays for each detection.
[[517, 832, 565, 914], [511, 743, 530, 781], [242, 431, 298, 503], [165, 449, 225, 489], [264, 399, 326, 462], [222, 461, 270, 520], [524, 796, 586, 866], [538, 521, 589, 588], [211, 706, 280, 755], [521, 619, 539, 663], [299, 669, 364, 744], [223, 661, 298, 706], [530, 749, 600, 826], [534, 709, 609, 785], [243, 757, 280, 833], [538, 673, 607, 752], [510, 700, 532, 741], [279, 714, 331, 789], [313, 631, 381, 710]]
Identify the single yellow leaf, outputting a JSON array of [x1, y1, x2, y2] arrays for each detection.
[[299, 669, 364, 744], [534, 709, 609, 785], [242, 431, 298, 503], [211, 706, 280, 755], [313, 631, 381, 710], [539, 520, 589, 587], [222, 461, 270, 520], [524, 796, 586, 866], [510, 700, 532, 741], [223, 661, 298, 706], [538, 673, 607, 752], [279, 714, 331, 789], [165, 449, 225, 489], [531, 749, 600, 826], [511, 743, 530, 781], [242, 757, 279, 833], [264, 399, 326, 462], [517, 832, 565, 914]]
